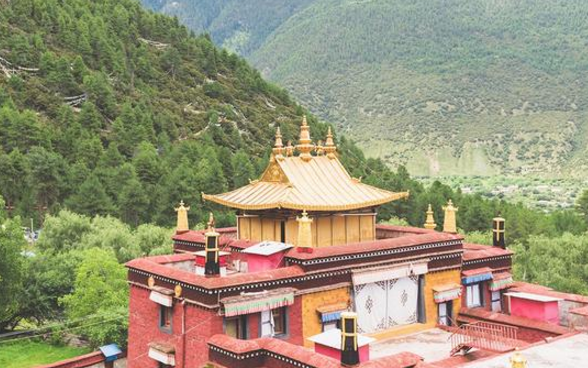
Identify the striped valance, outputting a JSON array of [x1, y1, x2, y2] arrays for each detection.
[[222, 288, 296, 317], [462, 273, 493, 285], [321, 311, 343, 323], [462, 267, 494, 285], [490, 273, 513, 291], [433, 284, 462, 303]]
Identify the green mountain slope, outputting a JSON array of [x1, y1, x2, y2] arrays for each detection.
[[0, 0, 325, 227], [143, 0, 588, 178]]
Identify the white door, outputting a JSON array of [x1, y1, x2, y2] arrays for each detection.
[[387, 276, 419, 327], [354, 281, 388, 333], [260, 310, 273, 337]]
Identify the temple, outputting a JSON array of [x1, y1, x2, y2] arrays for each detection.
[[126, 118, 588, 368]]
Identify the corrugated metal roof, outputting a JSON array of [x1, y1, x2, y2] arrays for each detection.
[[203, 156, 408, 211]]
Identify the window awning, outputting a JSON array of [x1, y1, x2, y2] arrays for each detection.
[[148, 342, 175, 366], [317, 303, 348, 323], [149, 287, 174, 307], [490, 272, 514, 291], [352, 261, 428, 285], [221, 288, 296, 317], [433, 284, 462, 303], [462, 267, 494, 285]]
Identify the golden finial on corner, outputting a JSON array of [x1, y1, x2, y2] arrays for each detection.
[[442, 199, 458, 234], [285, 140, 294, 157], [424, 204, 436, 230], [296, 115, 314, 162], [316, 140, 324, 156], [324, 126, 337, 159], [272, 126, 284, 160], [296, 210, 313, 252], [175, 200, 190, 234], [207, 212, 216, 232], [510, 349, 527, 368]]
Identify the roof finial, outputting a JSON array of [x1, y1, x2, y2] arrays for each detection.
[[207, 212, 216, 232], [175, 200, 190, 234], [296, 210, 313, 253], [324, 126, 337, 159], [510, 349, 527, 368], [272, 126, 284, 160], [296, 115, 314, 162], [424, 204, 436, 230], [442, 199, 458, 234], [315, 140, 324, 156], [285, 140, 294, 157]]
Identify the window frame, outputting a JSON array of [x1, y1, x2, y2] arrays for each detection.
[[159, 305, 173, 334], [491, 290, 502, 312], [224, 315, 248, 339], [466, 283, 483, 308]]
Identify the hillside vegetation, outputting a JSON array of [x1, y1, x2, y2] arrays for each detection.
[[145, 0, 588, 177]]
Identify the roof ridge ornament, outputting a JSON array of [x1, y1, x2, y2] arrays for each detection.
[[296, 115, 314, 162], [424, 204, 436, 230], [285, 140, 294, 157], [442, 199, 458, 234], [175, 200, 190, 234], [272, 126, 284, 160], [324, 126, 337, 159]]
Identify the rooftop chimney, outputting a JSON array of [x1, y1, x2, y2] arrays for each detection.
[[205, 213, 220, 276], [493, 216, 506, 249], [175, 200, 190, 234], [340, 312, 359, 366], [442, 200, 458, 234], [424, 204, 436, 230]]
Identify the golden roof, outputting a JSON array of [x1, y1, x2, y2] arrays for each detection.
[[202, 155, 409, 212]]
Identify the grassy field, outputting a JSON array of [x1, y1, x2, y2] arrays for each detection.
[[0, 340, 90, 368]]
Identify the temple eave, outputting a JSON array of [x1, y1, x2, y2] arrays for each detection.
[[202, 191, 410, 212]]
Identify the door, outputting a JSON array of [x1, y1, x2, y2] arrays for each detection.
[[354, 276, 419, 333], [438, 300, 453, 326]]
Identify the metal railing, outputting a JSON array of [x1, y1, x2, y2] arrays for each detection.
[[448, 321, 523, 355]]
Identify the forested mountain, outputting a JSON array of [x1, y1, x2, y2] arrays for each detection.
[[143, 0, 588, 177], [0, 0, 330, 228]]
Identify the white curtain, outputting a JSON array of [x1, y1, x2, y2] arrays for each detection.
[[354, 281, 388, 333], [260, 310, 274, 337], [387, 276, 419, 326], [354, 276, 419, 333]]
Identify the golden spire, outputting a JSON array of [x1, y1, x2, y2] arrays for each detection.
[[295, 115, 314, 162], [285, 140, 294, 157], [424, 204, 436, 230], [442, 199, 458, 234], [315, 140, 324, 156], [272, 126, 284, 160], [175, 200, 190, 234], [296, 210, 313, 252], [324, 126, 337, 159]]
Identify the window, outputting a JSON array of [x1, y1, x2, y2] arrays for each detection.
[[322, 319, 340, 332], [466, 284, 483, 308], [225, 315, 248, 339], [438, 301, 452, 326], [280, 221, 286, 243], [272, 307, 287, 336], [491, 291, 502, 312], [260, 307, 288, 337], [158, 364, 172, 368], [159, 305, 173, 333]]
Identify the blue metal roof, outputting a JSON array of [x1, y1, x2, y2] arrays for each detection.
[[99, 344, 122, 362]]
